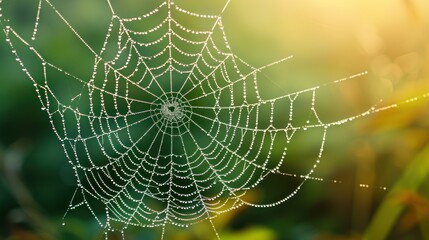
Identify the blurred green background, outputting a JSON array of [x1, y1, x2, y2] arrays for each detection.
[[1, 0, 429, 239]]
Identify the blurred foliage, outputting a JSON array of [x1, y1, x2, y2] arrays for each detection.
[[1, 0, 429, 239], [365, 144, 429, 240]]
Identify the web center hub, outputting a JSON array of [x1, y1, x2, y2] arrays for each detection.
[[151, 92, 192, 133]]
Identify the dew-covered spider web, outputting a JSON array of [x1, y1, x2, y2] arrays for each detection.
[[1, 0, 427, 239]]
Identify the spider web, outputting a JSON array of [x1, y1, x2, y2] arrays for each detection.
[[0, 0, 412, 238]]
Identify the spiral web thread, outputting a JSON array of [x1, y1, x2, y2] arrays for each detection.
[[2, 0, 427, 239]]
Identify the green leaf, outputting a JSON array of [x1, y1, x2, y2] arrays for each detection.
[[364, 144, 429, 240]]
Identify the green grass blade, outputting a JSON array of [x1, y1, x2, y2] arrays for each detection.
[[364, 144, 429, 240]]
